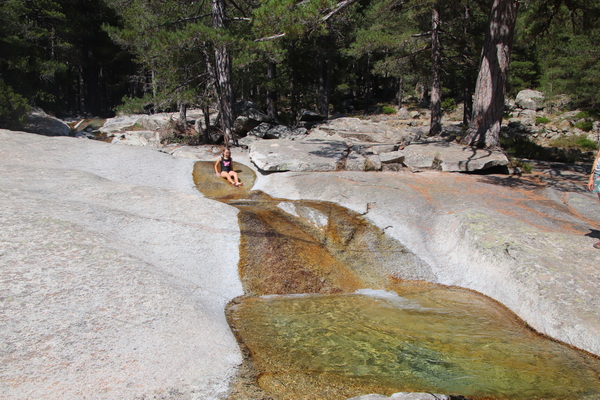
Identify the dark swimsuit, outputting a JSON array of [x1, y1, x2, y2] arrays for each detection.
[[220, 157, 233, 173]]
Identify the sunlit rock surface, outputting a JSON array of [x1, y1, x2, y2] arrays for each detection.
[[0, 130, 244, 399]]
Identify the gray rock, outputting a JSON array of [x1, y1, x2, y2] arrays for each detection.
[[238, 134, 263, 147], [371, 144, 398, 154], [299, 109, 327, 122], [264, 125, 295, 139], [365, 154, 382, 171], [318, 117, 418, 144], [404, 142, 508, 172], [379, 150, 405, 164], [111, 130, 161, 147], [345, 152, 370, 171], [248, 122, 273, 138], [249, 138, 349, 172], [234, 101, 271, 135], [20, 108, 71, 136], [518, 109, 538, 119], [0, 129, 244, 399], [516, 89, 545, 111], [99, 114, 140, 134], [397, 108, 411, 120]]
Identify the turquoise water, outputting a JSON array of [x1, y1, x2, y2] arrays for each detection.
[[230, 286, 600, 400]]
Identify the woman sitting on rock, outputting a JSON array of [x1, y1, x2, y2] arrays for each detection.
[[214, 148, 243, 187]]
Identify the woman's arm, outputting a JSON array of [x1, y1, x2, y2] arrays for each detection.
[[588, 150, 600, 190], [214, 158, 221, 175]]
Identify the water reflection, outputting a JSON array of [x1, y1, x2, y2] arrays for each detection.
[[193, 161, 600, 400]]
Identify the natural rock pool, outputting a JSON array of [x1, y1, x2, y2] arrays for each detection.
[[193, 161, 600, 400]]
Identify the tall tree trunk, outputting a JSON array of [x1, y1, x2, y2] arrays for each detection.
[[203, 105, 211, 144], [395, 77, 403, 107], [266, 61, 278, 121], [211, 0, 236, 147], [178, 102, 187, 125], [462, 3, 473, 126], [463, 86, 473, 126], [429, 7, 442, 136], [463, 0, 518, 148], [317, 41, 333, 118]]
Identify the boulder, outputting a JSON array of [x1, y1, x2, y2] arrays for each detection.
[[248, 122, 273, 138], [99, 115, 140, 135], [379, 150, 405, 164], [345, 152, 370, 171], [20, 108, 71, 136], [371, 144, 398, 154], [111, 130, 160, 147], [515, 89, 545, 111], [264, 125, 306, 140], [397, 108, 411, 120], [249, 138, 349, 172], [403, 142, 509, 172], [318, 117, 418, 144], [299, 109, 327, 122], [234, 100, 271, 135]]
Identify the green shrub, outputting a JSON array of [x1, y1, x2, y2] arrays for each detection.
[[501, 135, 548, 159], [510, 158, 533, 174], [0, 80, 30, 129], [535, 117, 550, 124], [575, 111, 591, 119], [381, 105, 396, 115], [115, 94, 156, 115], [549, 134, 597, 151], [574, 120, 593, 132], [441, 98, 457, 112], [500, 135, 581, 163]]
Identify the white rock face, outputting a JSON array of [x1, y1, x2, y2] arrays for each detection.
[[515, 89, 546, 111], [249, 138, 348, 172], [0, 130, 244, 400]]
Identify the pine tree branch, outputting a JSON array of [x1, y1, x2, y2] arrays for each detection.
[[254, 0, 357, 42], [254, 33, 287, 42], [322, 0, 357, 22]]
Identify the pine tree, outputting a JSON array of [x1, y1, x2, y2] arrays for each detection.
[[463, 0, 519, 148]]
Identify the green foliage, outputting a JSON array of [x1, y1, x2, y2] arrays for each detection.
[[115, 94, 156, 115], [500, 135, 586, 163], [441, 98, 457, 112], [536, 117, 550, 124], [574, 120, 594, 132], [381, 105, 396, 114], [549, 134, 597, 151], [510, 158, 533, 174], [0, 79, 30, 128], [519, 1, 600, 108], [575, 111, 597, 119]]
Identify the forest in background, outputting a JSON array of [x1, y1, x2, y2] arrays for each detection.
[[0, 0, 598, 144]]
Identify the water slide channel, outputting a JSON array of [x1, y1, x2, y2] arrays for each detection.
[[193, 161, 600, 400]]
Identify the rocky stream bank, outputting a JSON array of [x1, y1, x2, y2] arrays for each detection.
[[1, 94, 600, 399]]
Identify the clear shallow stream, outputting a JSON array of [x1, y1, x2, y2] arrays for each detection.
[[193, 161, 600, 400]]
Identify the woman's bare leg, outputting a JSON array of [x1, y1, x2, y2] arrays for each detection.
[[220, 171, 236, 185], [229, 171, 242, 186]]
